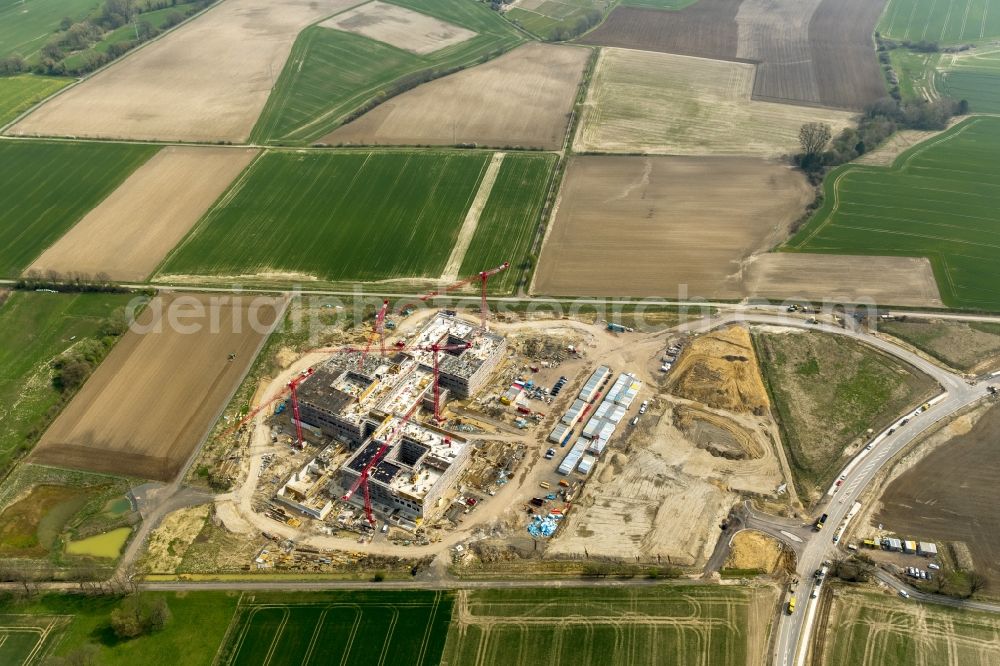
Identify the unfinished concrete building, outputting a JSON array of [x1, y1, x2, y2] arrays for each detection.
[[294, 313, 505, 522], [336, 419, 470, 522]]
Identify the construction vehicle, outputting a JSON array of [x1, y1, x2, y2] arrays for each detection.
[[814, 513, 828, 531], [787, 596, 796, 614]]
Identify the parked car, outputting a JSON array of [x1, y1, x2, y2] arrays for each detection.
[[544, 448, 556, 460], [928, 563, 941, 570]]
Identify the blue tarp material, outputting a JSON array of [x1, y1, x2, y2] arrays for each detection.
[[527, 513, 563, 538]]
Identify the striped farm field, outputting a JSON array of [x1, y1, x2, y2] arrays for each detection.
[[820, 589, 1000, 665], [786, 117, 1000, 310], [217, 590, 452, 666], [158, 150, 553, 287], [878, 0, 1000, 43], [252, 0, 523, 144], [939, 69, 1000, 111], [0, 139, 158, 277], [938, 46, 1000, 112], [441, 586, 775, 666], [0, 76, 69, 127], [459, 153, 556, 293]]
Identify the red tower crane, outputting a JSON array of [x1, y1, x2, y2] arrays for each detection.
[[423, 338, 471, 422], [357, 299, 389, 370], [287, 368, 314, 449], [329, 338, 471, 423], [419, 262, 509, 328], [341, 401, 420, 526]]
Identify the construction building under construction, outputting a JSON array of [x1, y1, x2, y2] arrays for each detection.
[[292, 312, 506, 522], [335, 418, 470, 522]]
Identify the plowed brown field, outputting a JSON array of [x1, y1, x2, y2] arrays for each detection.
[[532, 155, 812, 299], [325, 42, 589, 149], [876, 404, 1000, 588], [8, 0, 363, 142], [28, 146, 259, 282], [31, 294, 283, 481], [579, 0, 886, 110]]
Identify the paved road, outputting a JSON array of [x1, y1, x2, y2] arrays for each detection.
[[772, 376, 999, 666], [873, 569, 1000, 613]]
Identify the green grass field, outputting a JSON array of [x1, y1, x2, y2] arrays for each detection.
[[0, 75, 69, 127], [0, 592, 238, 665], [218, 590, 452, 666], [0, 291, 135, 475], [0, 612, 69, 665], [252, 0, 524, 144], [60, 2, 204, 71], [459, 153, 556, 293], [753, 330, 936, 499], [879, 0, 1000, 43], [158, 150, 490, 282], [505, 0, 608, 40], [0, 139, 158, 277], [159, 150, 554, 288], [936, 45, 1000, 112], [879, 318, 1000, 371], [939, 69, 1000, 112], [785, 116, 1000, 310], [441, 586, 770, 665], [822, 589, 1000, 665], [0, 0, 100, 59]]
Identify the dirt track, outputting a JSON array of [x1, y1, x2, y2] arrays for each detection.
[[8, 0, 362, 142], [325, 42, 589, 149], [27, 146, 258, 282], [532, 155, 812, 299], [31, 294, 282, 481]]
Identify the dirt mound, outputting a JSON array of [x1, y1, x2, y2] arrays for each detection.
[[724, 530, 789, 572], [674, 405, 764, 459], [668, 326, 769, 415]]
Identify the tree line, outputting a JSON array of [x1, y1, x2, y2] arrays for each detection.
[[795, 95, 967, 180], [1, 0, 213, 78]]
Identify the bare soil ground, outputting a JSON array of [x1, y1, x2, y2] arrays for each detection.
[[579, 0, 886, 109], [31, 294, 282, 481], [741, 254, 943, 307], [579, 2, 740, 62], [319, 1, 476, 55], [876, 403, 1000, 588], [735, 0, 821, 103], [7, 0, 362, 142], [325, 42, 588, 149], [808, 0, 888, 109], [547, 394, 784, 564], [667, 325, 770, 416], [27, 147, 258, 282], [532, 155, 813, 299], [140, 504, 211, 574], [725, 530, 784, 572], [574, 48, 854, 157]]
